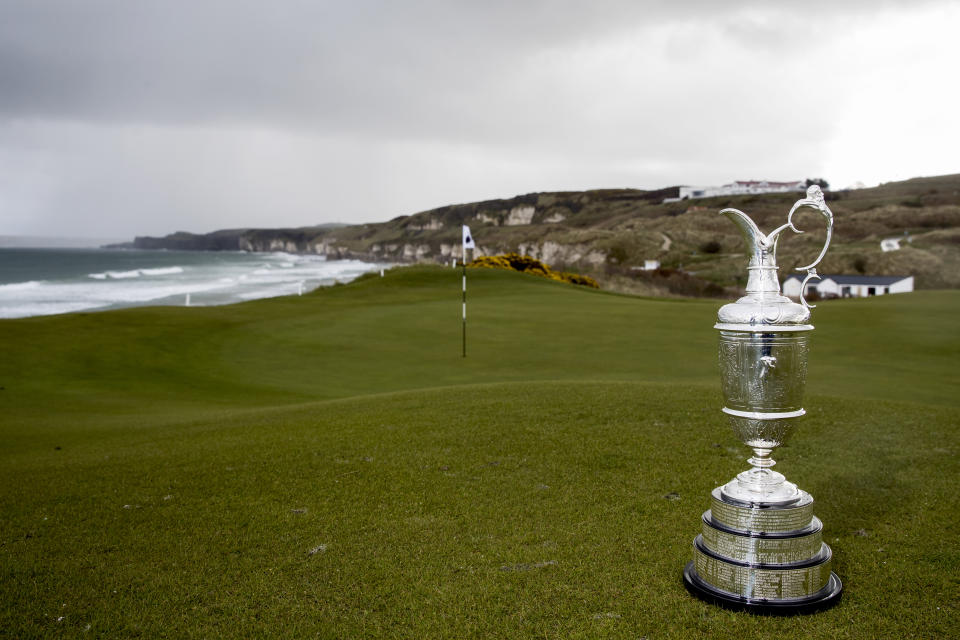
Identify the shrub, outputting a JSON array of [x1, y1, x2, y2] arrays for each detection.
[[607, 245, 629, 264], [644, 268, 726, 298], [557, 272, 601, 288], [468, 253, 599, 288], [700, 240, 722, 254], [609, 265, 729, 298]]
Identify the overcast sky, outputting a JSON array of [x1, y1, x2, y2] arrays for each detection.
[[1, 0, 958, 239]]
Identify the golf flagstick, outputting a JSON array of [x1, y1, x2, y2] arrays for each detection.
[[462, 225, 475, 357]]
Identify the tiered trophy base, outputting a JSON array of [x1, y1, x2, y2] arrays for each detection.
[[683, 488, 842, 614], [683, 563, 843, 614]]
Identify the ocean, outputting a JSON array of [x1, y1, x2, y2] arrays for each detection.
[[0, 248, 389, 319]]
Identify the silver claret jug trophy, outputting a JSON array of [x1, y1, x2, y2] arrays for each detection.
[[682, 185, 843, 613]]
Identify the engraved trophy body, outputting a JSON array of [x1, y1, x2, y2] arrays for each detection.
[[683, 186, 843, 613]]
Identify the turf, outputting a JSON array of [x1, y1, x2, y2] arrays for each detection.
[[1, 266, 958, 638]]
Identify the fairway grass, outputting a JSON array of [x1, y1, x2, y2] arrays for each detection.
[[1, 266, 958, 638]]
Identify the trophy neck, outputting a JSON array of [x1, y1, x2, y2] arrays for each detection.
[[744, 252, 782, 297]]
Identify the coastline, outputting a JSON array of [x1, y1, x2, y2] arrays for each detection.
[[0, 247, 390, 319]]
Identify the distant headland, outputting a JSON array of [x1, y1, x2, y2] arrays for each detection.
[[109, 174, 960, 294]]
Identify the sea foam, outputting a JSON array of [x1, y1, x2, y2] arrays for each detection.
[[104, 269, 142, 279], [141, 266, 184, 276], [0, 280, 43, 292], [1, 250, 387, 318], [88, 265, 184, 279]]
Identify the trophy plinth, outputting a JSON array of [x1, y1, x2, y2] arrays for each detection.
[[683, 187, 843, 613], [683, 488, 842, 613]]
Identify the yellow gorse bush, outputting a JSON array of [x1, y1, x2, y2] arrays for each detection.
[[467, 253, 599, 288]]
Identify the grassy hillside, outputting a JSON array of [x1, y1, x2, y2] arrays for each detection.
[[129, 173, 960, 296], [1, 267, 958, 638]]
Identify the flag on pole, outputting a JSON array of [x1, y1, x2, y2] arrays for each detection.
[[461, 225, 474, 357], [462, 225, 475, 249]]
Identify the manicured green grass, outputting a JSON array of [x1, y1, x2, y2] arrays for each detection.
[[2, 266, 958, 638]]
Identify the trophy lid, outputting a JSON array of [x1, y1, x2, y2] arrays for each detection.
[[716, 293, 811, 331], [714, 186, 834, 332]]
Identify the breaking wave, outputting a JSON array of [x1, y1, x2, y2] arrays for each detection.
[[88, 265, 185, 279], [141, 266, 184, 276], [1, 251, 388, 318], [0, 280, 43, 292]]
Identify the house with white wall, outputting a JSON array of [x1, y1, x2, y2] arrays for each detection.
[[675, 180, 807, 201], [783, 274, 914, 299]]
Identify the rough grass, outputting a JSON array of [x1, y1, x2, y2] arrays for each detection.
[[1, 266, 958, 638]]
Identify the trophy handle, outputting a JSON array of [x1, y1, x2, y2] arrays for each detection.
[[798, 269, 822, 309], [765, 185, 834, 269], [763, 185, 834, 309], [787, 185, 834, 272]]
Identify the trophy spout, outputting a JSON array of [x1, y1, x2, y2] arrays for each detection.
[[718, 208, 783, 298], [718, 208, 766, 266]]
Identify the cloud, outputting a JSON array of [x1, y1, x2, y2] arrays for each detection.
[[0, 0, 956, 237], [0, 1, 933, 128]]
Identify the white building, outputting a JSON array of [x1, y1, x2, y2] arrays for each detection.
[[676, 180, 807, 201], [783, 274, 914, 299], [880, 238, 902, 252]]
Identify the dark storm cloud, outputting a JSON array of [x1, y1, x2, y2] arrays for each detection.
[[0, 0, 955, 237], [0, 0, 926, 131]]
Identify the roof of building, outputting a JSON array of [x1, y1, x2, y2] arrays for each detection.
[[734, 180, 804, 187], [784, 274, 911, 285]]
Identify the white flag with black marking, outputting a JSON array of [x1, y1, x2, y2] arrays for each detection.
[[462, 225, 475, 249]]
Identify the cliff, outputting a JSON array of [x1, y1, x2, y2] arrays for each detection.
[[117, 175, 960, 293]]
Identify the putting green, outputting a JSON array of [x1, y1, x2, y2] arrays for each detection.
[[1, 266, 957, 637]]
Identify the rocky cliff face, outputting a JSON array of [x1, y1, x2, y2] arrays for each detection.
[[128, 188, 677, 267], [121, 175, 960, 291]]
